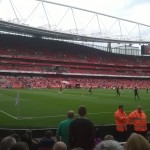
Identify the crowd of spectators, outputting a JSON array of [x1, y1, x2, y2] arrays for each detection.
[[1, 32, 150, 150], [0, 42, 150, 78], [0, 105, 150, 150], [0, 75, 150, 89]]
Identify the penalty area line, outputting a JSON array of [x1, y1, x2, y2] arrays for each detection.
[[0, 109, 17, 120]]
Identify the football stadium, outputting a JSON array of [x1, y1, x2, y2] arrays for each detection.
[[0, 0, 150, 149]]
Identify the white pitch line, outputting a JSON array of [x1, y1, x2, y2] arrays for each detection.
[[16, 111, 116, 120], [0, 109, 17, 120], [88, 112, 114, 115], [20, 114, 67, 120], [9, 109, 150, 120]]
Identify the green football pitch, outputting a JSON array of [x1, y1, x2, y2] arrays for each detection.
[[0, 88, 149, 129]]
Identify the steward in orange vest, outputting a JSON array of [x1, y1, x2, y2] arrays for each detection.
[[115, 105, 129, 132], [128, 106, 147, 133]]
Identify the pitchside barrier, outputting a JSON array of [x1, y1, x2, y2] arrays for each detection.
[[0, 123, 150, 142]]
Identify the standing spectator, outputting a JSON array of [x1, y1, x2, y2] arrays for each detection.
[[56, 110, 74, 147], [128, 106, 147, 137], [134, 86, 140, 100], [125, 133, 150, 150], [114, 105, 129, 142], [69, 105, 95, 150]]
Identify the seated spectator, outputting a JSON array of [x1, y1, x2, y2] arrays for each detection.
[[125, 133, 150, 150], [10, 142, 29, 150], [95, 140, 124, 150], [20, 129, 38, 150], [10, 133, 20, 142], [52, 142, 67, 150], [0, 136, 16, 150], [103, 134, 115, 141], [37, 130, 55, 148]]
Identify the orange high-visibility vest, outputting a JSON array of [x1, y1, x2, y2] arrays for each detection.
[[114, 109, 128, 132], [129, 110, 147, 132]]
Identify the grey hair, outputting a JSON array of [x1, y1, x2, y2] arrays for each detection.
[[52, 141, 67, 150], [95, 140, 124, 150], [0, 136, 16, 150]]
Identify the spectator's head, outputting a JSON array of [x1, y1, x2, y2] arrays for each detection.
[[10, 133, 20, 142], [95, 140, 123, 150], [67, 110, 74, 119], [125, 133, 150, 150], [0, 136, 16, 150], [45, 130, 53, 138], [52, 142, 67, 150], [104, 134, 115, 141], [78, 105, 86, 117], [10, 142, 29, 150], [25, 129, 32, 139]]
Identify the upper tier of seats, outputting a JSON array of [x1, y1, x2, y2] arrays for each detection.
[[0, 34, 150, 77]]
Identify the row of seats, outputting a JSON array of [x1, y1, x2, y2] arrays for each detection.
[[0, 44, 150, 66], [0, 56, 150, 76]]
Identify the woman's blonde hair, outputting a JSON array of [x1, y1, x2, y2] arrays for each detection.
[[125, 133, 150, 150]]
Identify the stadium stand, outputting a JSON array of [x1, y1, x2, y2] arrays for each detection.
[[0, 32, 150, 149], [1, 0, 150, 148], [0, 34, 150, 90]]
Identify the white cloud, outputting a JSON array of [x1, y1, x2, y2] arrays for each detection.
[[0, 0, 150, 25], [124, 3, 150, 25]]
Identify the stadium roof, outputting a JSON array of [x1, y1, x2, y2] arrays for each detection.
[[0, 0, 150, 45]]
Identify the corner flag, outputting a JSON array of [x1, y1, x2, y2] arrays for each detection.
[[15, 91, 20, 107]]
